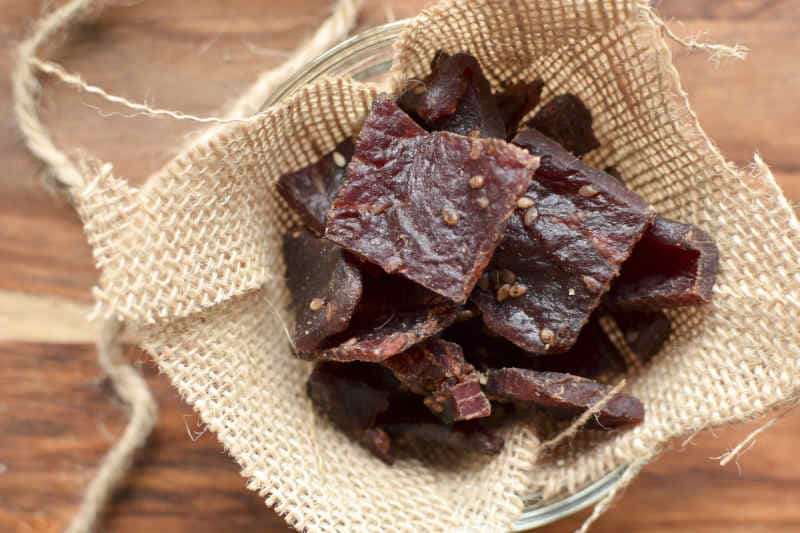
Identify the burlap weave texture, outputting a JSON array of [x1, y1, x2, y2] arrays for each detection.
[[73, 0, 800, 530]]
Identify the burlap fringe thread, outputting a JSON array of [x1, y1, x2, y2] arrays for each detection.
[[12, 1, 781, 532], [13, 0, 362, 531]]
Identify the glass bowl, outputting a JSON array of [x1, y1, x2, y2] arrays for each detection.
[[264, 19, 629, 531]]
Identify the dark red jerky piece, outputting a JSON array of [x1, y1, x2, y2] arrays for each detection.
[[527, 94, 600, 157], [383, 420, 504, 456], [495, 79, 545, 140], [607, 216, 720, 311], [534, 317, 627, 379], [397, 52, 505, 138], [471, 128, 654, 354], [313, 275, 458, 363], [485, 368, 644, 429], [306, 362, 398, 463], [433, 377, 491, 423], [397, 52, 465, 125], [612, 310, 671, 361], [326, 97, 538, 303], [315, 307, 457, 363], [277, 139, 355, 235], [283, 230, 362, 354], [383, 338, 474, 396], [378, 326, 493, 422]]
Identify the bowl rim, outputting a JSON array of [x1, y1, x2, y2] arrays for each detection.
[[264, 18, 631, 531], [264, 19, 409, 108]]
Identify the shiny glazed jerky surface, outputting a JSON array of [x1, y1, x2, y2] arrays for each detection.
[[326, 98, 537, 303], [485, 368, 644, 428], [472, 128, 654, 354], [282, 231, 362, 354], [277, 139, 355, 235], [608, 216, 720, 310]]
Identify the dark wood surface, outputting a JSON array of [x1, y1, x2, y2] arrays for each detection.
[[1, 1, 798, 531]]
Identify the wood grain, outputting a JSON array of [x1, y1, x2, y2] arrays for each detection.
[[0, 1, 798, 532]]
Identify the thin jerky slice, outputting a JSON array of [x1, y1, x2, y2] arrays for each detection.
[[397, 52, 505, 138], [612, 310, 671, 361], [283, 230, 362, 354], [383, 420, 503, 456], [527, 94, 600, 157], [306, 362, 398, 463], [485, 368, 644, 429], [326, 97, 538, 303], [607, 216, 720, 311], [277, 139, 355, 234], [472, 128, 654, 354], [314, 275, 458, 362], [383, 338, 491, 422], [495, 79, 545, 140]]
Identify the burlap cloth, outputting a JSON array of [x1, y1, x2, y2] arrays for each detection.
[[66, 0, 800, 530]]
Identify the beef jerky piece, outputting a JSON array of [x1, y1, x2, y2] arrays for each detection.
[[314, 275, 458, 363], [283, 230, 362, 354], [306, 362, 399, 463], [607, 216, 719, 311], [383, 338, 490, 422], [317, 309, 457, 363], [277, 139, 355, 234], [396, 51, 462, 125], [527, 94, 600, 157], [612, 310, 671, 361], [397, 51, 505, 138], [534, 316, 627, 378], [472, 129, 654, 354], [485, 368, 644, 429], [383, 420, 503, 455], [326, 97, 538, 303], [495, 79, 545, 140]]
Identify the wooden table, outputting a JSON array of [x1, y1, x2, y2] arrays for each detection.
[[2, 1, 798, 531]]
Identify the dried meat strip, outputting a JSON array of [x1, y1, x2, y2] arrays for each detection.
[[471, 128, 654, 354], [312, 275, 458, 363], [283, 230, 362, 354], [383, 338, 491, 422], [326, 97, 538, 303], [607, 216, 719, 311], [485, 368, 644, 429], [277, 139, 355, 234], [397, 51, 505, 138]]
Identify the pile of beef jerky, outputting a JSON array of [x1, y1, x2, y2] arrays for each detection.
[[278, 52, 719, 463]]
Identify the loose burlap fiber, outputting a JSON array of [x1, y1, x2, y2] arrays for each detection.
[[71, 0, 800, 530]]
